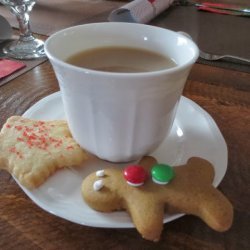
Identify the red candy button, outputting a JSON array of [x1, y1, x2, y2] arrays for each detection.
[[123, 165, 148, 186]]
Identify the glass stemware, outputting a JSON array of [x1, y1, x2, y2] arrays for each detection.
[[0, 0, 46, 59]]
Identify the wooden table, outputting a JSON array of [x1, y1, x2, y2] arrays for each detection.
[[1, 56, 249, 250], [1, 6, 250, 250]]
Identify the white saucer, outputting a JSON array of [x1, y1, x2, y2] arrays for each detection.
[[19, 91, 227, 228]]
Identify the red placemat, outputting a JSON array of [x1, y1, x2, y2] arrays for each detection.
[[0, 59, 26, 79]]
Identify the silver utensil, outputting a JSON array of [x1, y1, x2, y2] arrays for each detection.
[[199, 50, 250, 64], [195, 2, 250, 16], [177, 31, 250, 64], [177, 1, 250, 16]]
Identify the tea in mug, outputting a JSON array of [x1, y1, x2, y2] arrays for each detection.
[[66, 46, 177, 73]]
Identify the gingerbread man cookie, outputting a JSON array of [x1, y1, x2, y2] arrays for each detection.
[[82, 156, 233, 242], [0, 116, 88, 189]]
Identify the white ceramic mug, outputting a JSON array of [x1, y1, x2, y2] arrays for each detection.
[[45, 22, 199, 162]]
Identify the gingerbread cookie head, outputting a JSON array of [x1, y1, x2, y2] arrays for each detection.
[[0, 116, 88, 189], [82, 156, 233, 242]]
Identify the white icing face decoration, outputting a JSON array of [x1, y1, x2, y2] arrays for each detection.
[[93, 180, 104, 191], [96, 169, 105, 177]]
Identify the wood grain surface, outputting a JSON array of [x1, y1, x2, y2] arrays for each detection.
[[0, 60, 249, 249]]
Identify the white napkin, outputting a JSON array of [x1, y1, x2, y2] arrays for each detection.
[[108, 0, 175, 23]]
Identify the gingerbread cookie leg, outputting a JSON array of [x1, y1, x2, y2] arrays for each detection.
[[164, 158, 233, 232], [126, 199, 164, 241], [195, 187, 233, 232], [127, 156, 164, 241]]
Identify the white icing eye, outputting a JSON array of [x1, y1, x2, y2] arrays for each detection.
[[93, 180, 104, 191], [96, 169, 105, 177]]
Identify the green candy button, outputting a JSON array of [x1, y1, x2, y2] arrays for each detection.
[[151, 164, 175, 185]]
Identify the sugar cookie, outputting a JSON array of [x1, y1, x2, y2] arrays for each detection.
[[0, 116, 88, 189]]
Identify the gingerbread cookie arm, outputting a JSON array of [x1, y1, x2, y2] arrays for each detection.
[[138, 156, 157, 169]]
